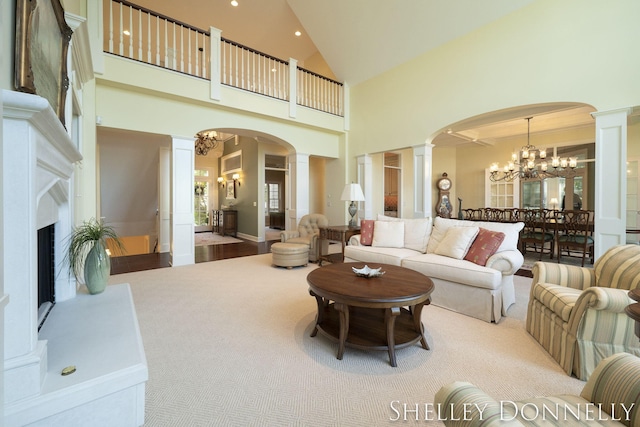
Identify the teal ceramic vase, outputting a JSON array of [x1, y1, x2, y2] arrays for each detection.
[[83, 240, 111, 295]]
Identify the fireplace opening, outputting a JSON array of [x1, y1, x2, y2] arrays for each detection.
[[38, 224, 56, 331]]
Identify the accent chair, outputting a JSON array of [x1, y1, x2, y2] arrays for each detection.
[[526, 244, 640, 380], [280, 213, 329, 262], [434, 352, 640, 426]]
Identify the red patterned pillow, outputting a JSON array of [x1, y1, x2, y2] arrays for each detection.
[[359, 220, 375, 246], [464, 227, 505, 266]]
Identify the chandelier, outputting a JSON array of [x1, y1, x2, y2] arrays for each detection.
[[489, 117, 578, 182], [194, 130, 219, 156]]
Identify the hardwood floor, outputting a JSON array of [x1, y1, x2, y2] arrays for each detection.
[[111, 239, 277, 275], [110, 237, 536, 278]]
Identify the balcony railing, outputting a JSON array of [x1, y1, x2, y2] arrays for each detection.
[[103, 0, 344, 116]]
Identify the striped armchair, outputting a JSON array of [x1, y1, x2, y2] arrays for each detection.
[[434, 352, 640, 426], [526, 244, 640, 380]]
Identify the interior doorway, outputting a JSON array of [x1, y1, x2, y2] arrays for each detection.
[[627, 158, 640, 244], [194, 169, 213, 232], [265, 154, 287, 240], [384, 152, 401, 217]]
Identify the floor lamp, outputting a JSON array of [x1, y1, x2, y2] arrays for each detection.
[[340, 183, 365, 227]]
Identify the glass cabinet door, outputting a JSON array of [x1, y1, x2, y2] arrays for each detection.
[[485, 169, 519, 208]]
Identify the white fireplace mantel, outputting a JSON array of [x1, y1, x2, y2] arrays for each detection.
[[2, 90, 147, 426]]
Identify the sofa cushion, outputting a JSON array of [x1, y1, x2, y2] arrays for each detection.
[[464, 228, 506, 266], [372, 220, 404, 248], [427, 217, 523, 254], [377, 215, 432, 253], [402, 253, 502, 290], [344, 245, 418, 266], [360, 219, 375, 246], [434, 226, 479, 259]]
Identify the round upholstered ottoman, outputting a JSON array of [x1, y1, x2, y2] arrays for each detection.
[[271, 242, 309, 268]]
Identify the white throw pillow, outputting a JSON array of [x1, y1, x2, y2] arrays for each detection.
[[376, 214, 432, 253], [426, 216, 524, 253], [434, 226, 479, 259], [372, 220, 405, 248]]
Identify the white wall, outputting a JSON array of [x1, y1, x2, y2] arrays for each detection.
[[96, 56, 343, 159]]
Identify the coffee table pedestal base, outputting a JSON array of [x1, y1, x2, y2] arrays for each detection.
[[310, 294, 429, 367]]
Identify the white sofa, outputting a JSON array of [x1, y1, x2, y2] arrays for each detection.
[[344, 216, 524, 323]]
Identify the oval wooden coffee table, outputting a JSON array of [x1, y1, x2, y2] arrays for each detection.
[[307, 262, 434, 367]]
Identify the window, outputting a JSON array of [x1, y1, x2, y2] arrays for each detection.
[[266, 183, 280, 212], [194, 180, 209, 226]]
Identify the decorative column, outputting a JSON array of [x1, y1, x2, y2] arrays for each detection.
[[171, 136, 195, 266], [413, 143, 434, 218], [288, 153, 310, 229], [591, 108, 631, 258], [357, 155, 372, 221]]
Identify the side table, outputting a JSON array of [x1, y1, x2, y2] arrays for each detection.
[[626, 288, 640, 341], [317, 225, 360, 266]]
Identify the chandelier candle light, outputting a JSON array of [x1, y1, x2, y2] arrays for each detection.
[[194, 130, 220, 156], [341, 183, 365, 227], [489, 117, 578, 182]]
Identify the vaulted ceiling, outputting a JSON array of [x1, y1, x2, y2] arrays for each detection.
[[131, 0, 599, 145], [131, 0, 534, 86]]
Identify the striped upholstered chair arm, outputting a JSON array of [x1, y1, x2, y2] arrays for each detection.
[[531, 261, 595, 292], [434, 381, 523, 427], [566, 287, 634, 343], [580, 353, 640, 427]]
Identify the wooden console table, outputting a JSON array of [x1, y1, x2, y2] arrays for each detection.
[[212, 209, 238, 237], [317, 225, 360, 266]]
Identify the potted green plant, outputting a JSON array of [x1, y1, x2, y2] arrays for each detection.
[[65, 218, 125, 295]]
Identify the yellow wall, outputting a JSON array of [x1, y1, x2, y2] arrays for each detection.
[[348, 0, 640, 203]]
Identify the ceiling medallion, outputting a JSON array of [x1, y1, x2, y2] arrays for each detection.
[[194, 130, 219, 156]]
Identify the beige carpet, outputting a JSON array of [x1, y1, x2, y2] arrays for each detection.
[[110, 255, 585, 426], [194, 232, 243, 246]]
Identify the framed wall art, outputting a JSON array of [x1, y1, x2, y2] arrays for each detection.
[[226, 180, 236, 199], [15, 0, 73, 126]]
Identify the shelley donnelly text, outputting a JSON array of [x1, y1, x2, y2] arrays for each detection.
[[389, 401, 635, 422]]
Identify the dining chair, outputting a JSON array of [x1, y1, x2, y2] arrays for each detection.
[[555, 209, 594, 267], [462, 208, 481, 220], [519, 209, 554, 260], [487, 208, 506, 222]]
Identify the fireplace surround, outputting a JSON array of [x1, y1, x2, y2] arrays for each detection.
[[2, 90, 147, 425]]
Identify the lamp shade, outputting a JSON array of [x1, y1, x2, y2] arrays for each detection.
[[340, 183, 365, 202]]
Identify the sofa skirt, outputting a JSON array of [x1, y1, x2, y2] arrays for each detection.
[[430, 278, 503, 323]]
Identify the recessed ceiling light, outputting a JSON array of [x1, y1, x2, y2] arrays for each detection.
[[123, 30, 130, 36], [294, 31, 301, 37], [230, 0, 238, 6]]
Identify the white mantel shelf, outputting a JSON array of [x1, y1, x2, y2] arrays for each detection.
[[5, 284, 148, 427]]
